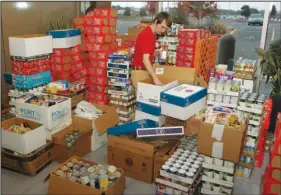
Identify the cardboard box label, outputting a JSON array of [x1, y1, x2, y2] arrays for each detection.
[[155, 68, 164, 75], [212, 124, 224, 141], [137, 126, 184, 138], [212, 142, 223, 159]]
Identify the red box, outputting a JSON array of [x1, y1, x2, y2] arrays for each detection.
[[71, 61, 84, 74], [92, 8, 117, 18], [53, 48, 71, 57], [52, 72, 72, 82], [176, 61, 194, 68], [88, 67, 107, 77], [71, 53, 82, 62], [51, 63, 71, 73], [124, 40, 136, 48], [88, 99, 109, 105], [178, 38, 197, 47], [84, 26, 116, 35], [70, 45, 81, 55], [85, 34, 115, 44], [51, 55, 72, 64], [88, 85, 107, 93], [88, 60, 108, 69], [88, 51, 108, 60], [87, 76, 107, 86], [261, 166, 281, 195], [176, 53, 195, 62], [84, 17, 116, 27], [86, 90, 108, 101], [178, 29, 202, 39], [177, 46, 195, 55], [73, 68, 87, 81], [85, 41, 117, 52], [205, 30, 211, 39]]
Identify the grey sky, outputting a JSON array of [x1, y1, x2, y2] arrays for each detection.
[[112, 1, 281, 11]]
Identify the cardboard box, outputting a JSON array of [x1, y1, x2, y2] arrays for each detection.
[[137, 78, 178, 107], [1, 142, 54, 176], [9, 34, 53, 57], [15, 96, 71, 131], [128, 27, 145, 37], [153, 141, 178, 180], [165, 116, 202, 135], [73, 104, 119, 150], [198, 122, 247, 163], [117, 34, 137, 46], [108, 135, 154, 183], [47, 29, 81, 49], [270, 155, 281, 169], [160, 84, 207, 120], [1, 118, 47, 155], [135, 101, 165, 126], [48, 156, 126, 195], [51, 124, 92, 163], [261, 166, 281, 195]]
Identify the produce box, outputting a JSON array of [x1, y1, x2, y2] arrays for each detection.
[[48, 156, 125, 195], [9, 34, 52, 57], [1, 142, 54, 176], [2, 117, 47, 155], [165, 116, 202, 135]]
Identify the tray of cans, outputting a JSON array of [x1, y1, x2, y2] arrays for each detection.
[[108, 78, 131, 87], [201, 155, 235, 174], [107, 85, 134, 96], [237, 92, 266, 114]]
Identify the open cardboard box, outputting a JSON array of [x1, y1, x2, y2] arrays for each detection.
[[1, 117, 47, 155], [73, 104, 119, 151], [137, 77, 178, 107], [198, 121, 247, 163], [48, 156, 126, 195], [165, 116, 203, 135], [107, 135, 178, 183], [51, 121, 92, 163]]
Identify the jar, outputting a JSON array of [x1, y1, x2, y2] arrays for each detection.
[[215, 94, 223, 102], [224, 80, 232, 92], [208, 78, 216, 90], [99, 171, 109, 190], [108, 165, 117, 180], [216, 80, 224, 91], [223, 95, 231, 103], [208, 94, 215, 101]]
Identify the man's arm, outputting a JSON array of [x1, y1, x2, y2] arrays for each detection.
[[143, 54, 163, 86]]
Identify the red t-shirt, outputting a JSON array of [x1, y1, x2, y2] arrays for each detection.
[[132, 26, 155, 67]]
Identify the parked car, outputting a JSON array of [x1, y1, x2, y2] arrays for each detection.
[[248, 14, 263, 26]]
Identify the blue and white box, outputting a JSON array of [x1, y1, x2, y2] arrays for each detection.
[[135, 101, 166, 127], [161, 84, 207, 120], [47, 29, 81, 48], [15, 94, 72, 132], [12, 71, 51, 89], [107, 119, 157, 136], [136, 126, 184, 138]]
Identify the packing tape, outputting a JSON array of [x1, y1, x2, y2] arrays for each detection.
[[211, 124, 224, 141], [212, 142, 223, 159]]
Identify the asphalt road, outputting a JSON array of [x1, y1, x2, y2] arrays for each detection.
[[116, 19, 280, 61]]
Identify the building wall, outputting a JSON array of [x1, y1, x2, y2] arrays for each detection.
[[1, 2, 79, 105]]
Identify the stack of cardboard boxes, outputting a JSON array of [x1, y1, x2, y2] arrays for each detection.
[[7, 35, 53, 114], [47, 29, 86, 82], [107, 53, 135, 124], [176, 29, 210, 68], [83, 8, 118, 105], [261, 113, 281, 195]]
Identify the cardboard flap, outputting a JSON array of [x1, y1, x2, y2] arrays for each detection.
[[72, 115, 93, 134], [93, 104, 119, 135], [51, 125, 73, 146], [108, 135, 154, 157], [153, 65, 197, 85]]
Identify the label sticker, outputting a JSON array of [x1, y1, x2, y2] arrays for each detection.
[[212, 124, 224, 141], [155, 68, 164, 75], [212, 142, 223, 159]]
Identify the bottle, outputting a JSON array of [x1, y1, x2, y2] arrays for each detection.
[[99, 171, 109, 190]]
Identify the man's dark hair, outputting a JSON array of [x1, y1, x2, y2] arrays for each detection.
[[153, 12, 172, 28], [85, 5, 94, 15]]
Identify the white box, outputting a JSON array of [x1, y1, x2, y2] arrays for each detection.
[[52, 35, 81, 49], [9, 34, 53, 57], [137, 78, 178, 107], [135, 110, 166, 127], [15, 97, 72, 131], [233, 78, 254, 92], [161, 84, 207, 120], [1, 118, 47, 155]]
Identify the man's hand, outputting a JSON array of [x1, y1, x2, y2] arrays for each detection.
[[153, 75, 163, 86]]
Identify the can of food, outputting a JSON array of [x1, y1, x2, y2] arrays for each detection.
[[165, 161, 173, 166], [184, 161, 191, 167], [179, 156, 186, 161], [208, 94, 215, 101], [189, 167, 197, 173], [177, 169, 186, 177], [223, 95, 231, 103], [176, 160, 184, 165], [235, 166, 244, 177], [190, 155, 196, 159], [204, 169, 213, 178], [169, 167, 178, 174], [224, 173, 234, 182], [245, 156, 253, 163], [186, 171, 194, 178], [215, 94, 223, 102], [196, 157, 204, 162], [182, 165, 189, 171], [222, 186, 232, 194], [194, 160, 202, 166], [173, 163, 181, 169], [243, 168, 251, 179], [191, 164, 199, 169], [213, 184, 222, 192]]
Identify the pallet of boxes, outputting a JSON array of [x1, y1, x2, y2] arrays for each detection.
[[1, 34, 54, 176], [46, 28, 88, 108], [83, 8, 118, 105], [107, 51, 135, 124]]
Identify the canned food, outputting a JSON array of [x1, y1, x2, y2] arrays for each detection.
[[176, 160, 184, 165], [173, 163, 181, 169], [169, 167, 178, 174], [189, 168, 197, 173], [177, 169, 186, 177], [191, 164, 199, 169], [182, 165, 189, 170], [208, 94, 215, 101], [186, 172, 194, 178], [215, 94, 223, 102]]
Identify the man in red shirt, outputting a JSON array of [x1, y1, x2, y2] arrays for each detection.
[[131, 12, 172, 88]]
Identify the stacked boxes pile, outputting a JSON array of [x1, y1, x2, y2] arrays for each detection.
[[107, 53, 135, 124], [47, 29, 87, 82], [83, 8, 118, 105], [176, 29, 211, 68], [8, 34, 53, 114]]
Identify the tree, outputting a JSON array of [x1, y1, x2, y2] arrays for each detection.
[[241, 5, 251, 19], [140, 7, 147, 17], [145, 2, 157, 20], [271, 5, 277, 18], [250, 8, 259, 14], [124, 7, 131, 16]]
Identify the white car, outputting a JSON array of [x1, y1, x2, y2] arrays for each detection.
[[248, 14, 263, 26]]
